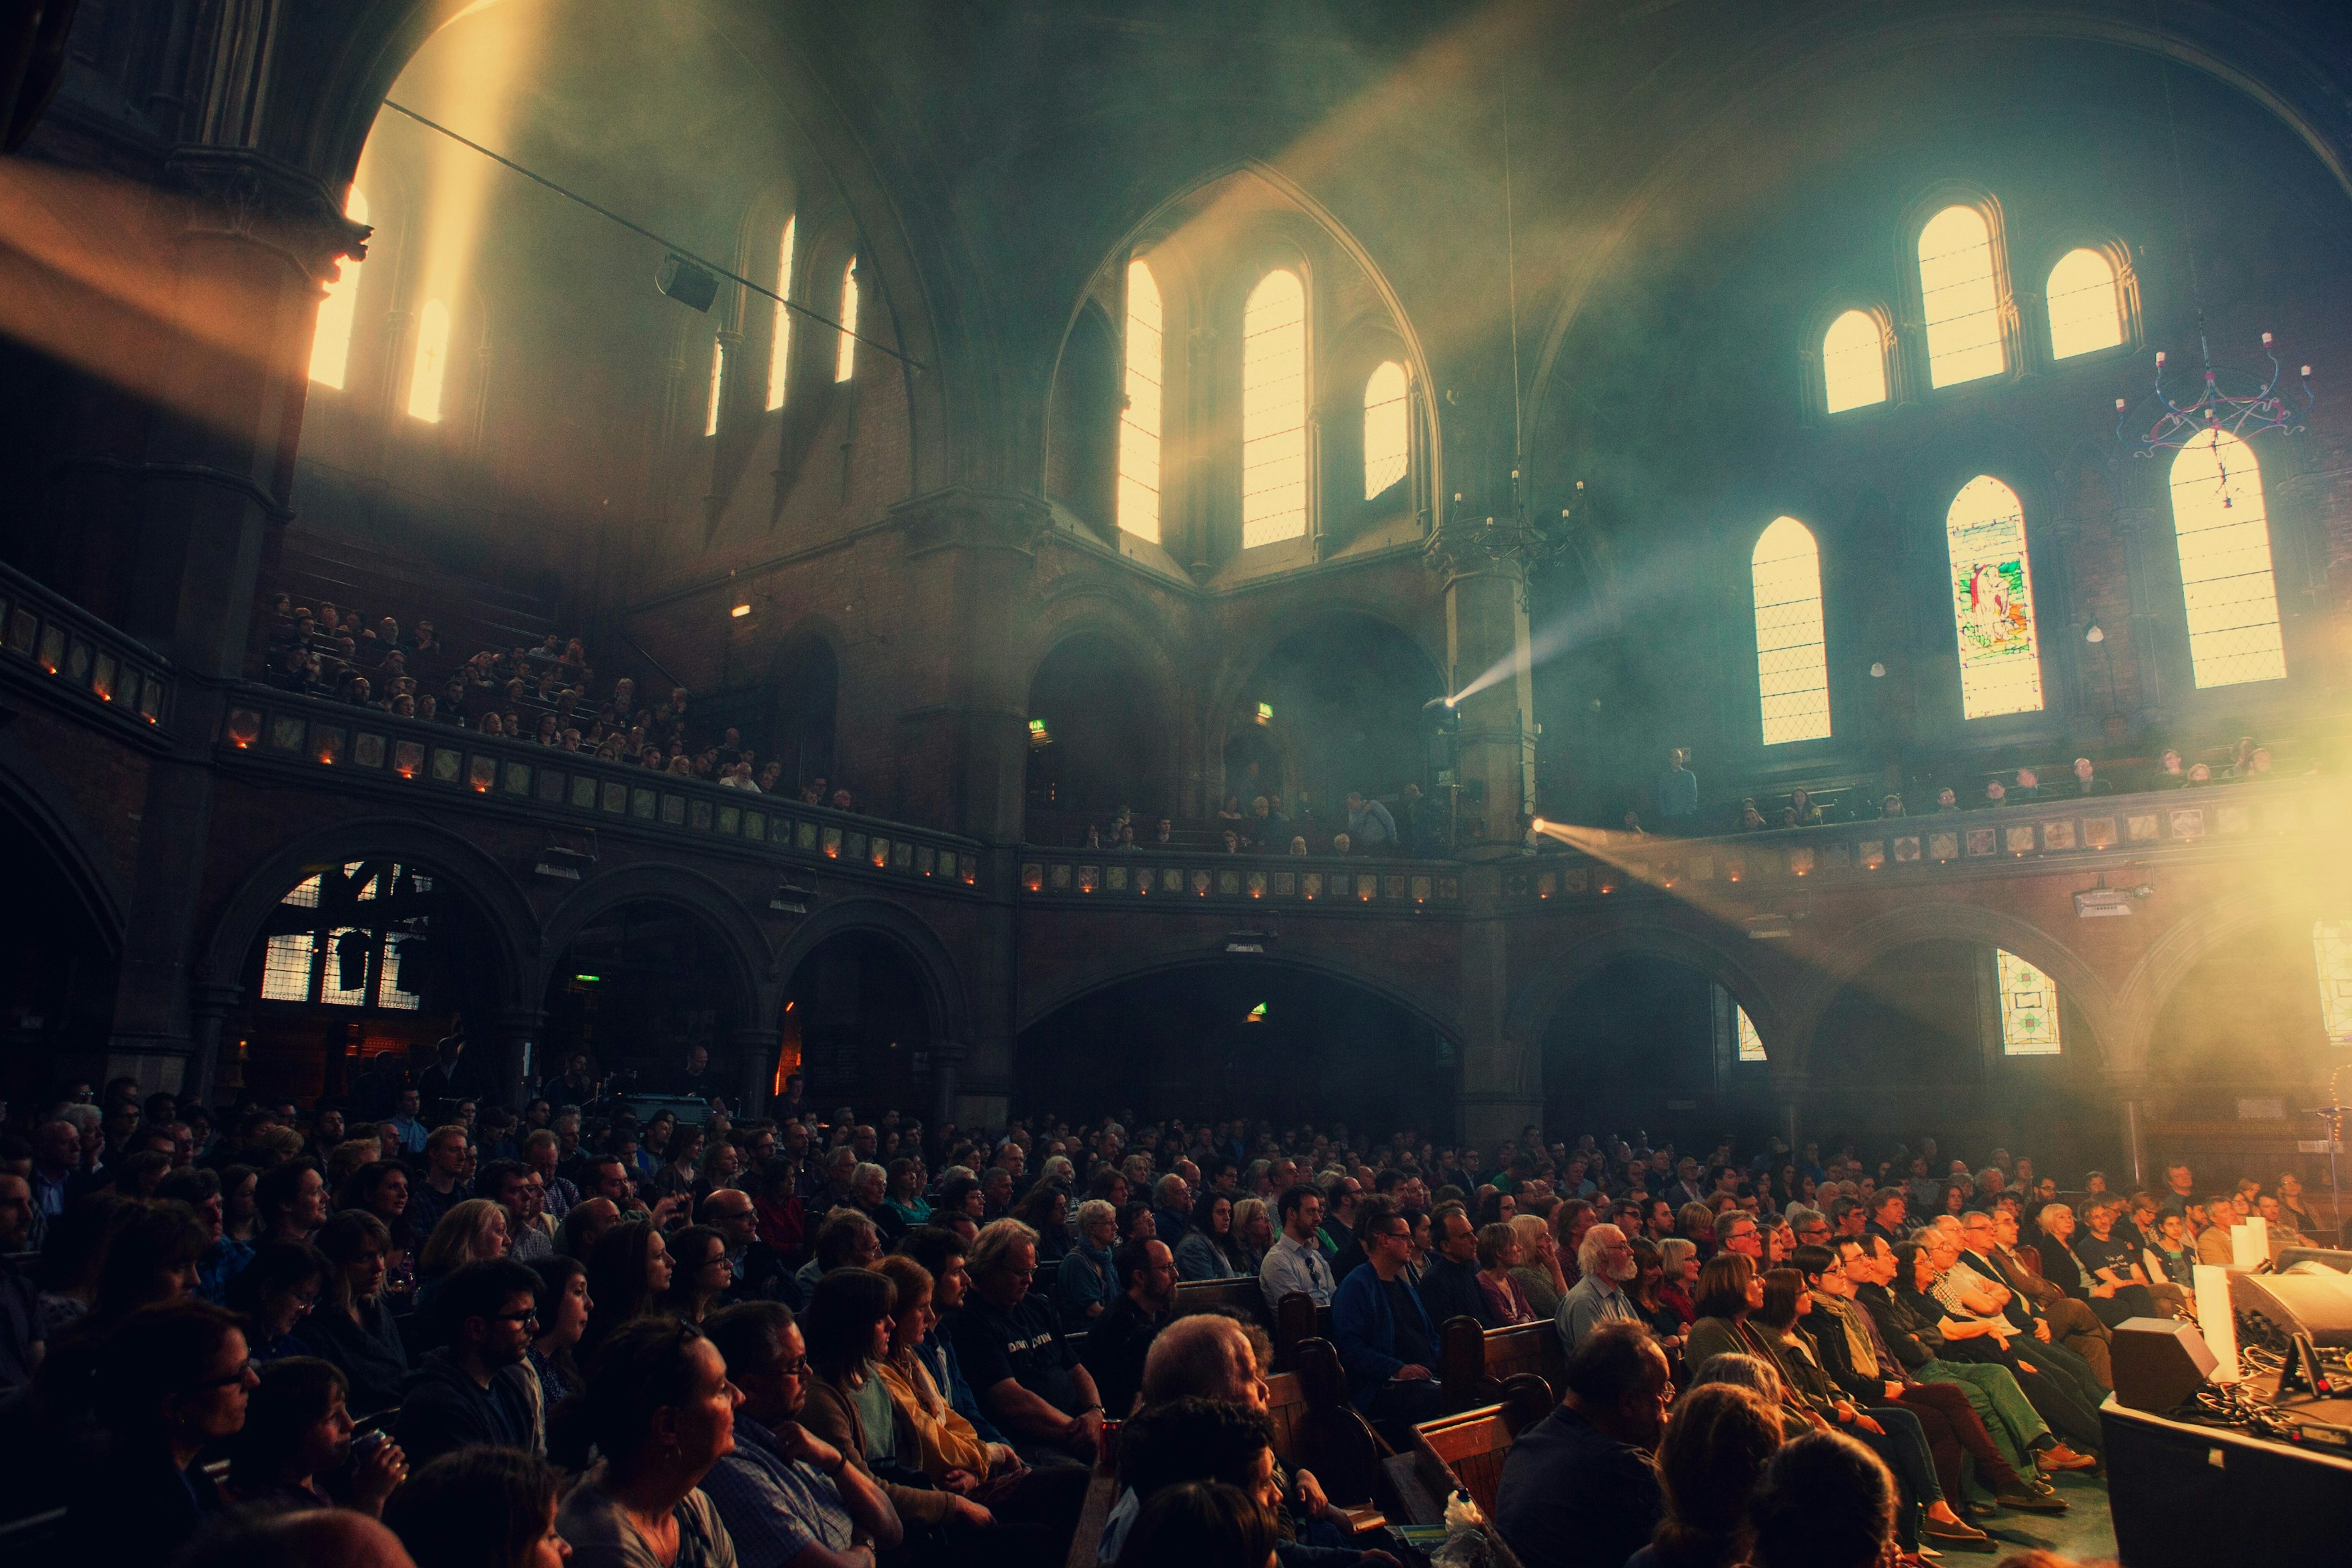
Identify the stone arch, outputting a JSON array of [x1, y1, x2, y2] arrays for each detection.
[[773, 895, 973, 1049], [1779, 903, 2118, 1073], [536, 862, 775, 1029], [1016, 935, 1459, 1046], [0, 732, 131, 954], [2113, 884, 2331, 1067], [198, 815, 539, 1009], [1501, 920, 1785, 1102]]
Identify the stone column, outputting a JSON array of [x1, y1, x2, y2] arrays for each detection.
[[731, 1023, 777, 1118], [1425, 519, 1537, 851], [1768, 1068, 1810, 1155], [929, 1038, 968, 1138], [97, 148, 364, 1098], [1453, 864, 1539, 1148], [488, 1005, 547, 1111], [184, 981, 244, 1107], [2105, 1066, 2150, 1186]]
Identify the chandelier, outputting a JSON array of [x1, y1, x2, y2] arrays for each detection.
[[2114, 318, 2313, 458]]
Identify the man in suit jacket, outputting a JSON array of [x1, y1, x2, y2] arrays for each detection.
[[1961, 1210, 2110, 1388]]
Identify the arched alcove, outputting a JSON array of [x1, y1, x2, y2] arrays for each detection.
[[2147, 918, 2332, 1118], [1223, 612, 1444, 823], [1016, 961, 1456, 1134], [1541, 956, 1768, 1150], [777, 929, 941, 1119], [1025, 631, 1165, 842], [223, 857, 508, 1106], [0, 796, 123, 1110], [541, 900, 751, 1095], [1046, 303, 1119, 538]]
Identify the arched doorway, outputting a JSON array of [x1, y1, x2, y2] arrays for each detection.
[[1224, 614, 1442, 831], [1542, 956, 1769, 1151], [541, 901, 746, 1098], [1807, 940, 2106, 1171], [225, 858, 500, 1107], [0, 807, 120, 1111], [778, 930, 939, 1118], [1024, 633, 1163, 843], [1016, 962, 1456, 1136], [2148, 918, 2337, 1177]]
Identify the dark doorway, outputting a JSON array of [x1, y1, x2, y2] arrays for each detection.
[[0, 810, 119, 1110], [1017, 962, 1455, 1138], [542, 903, 741, 1097], [780, 931, 937, 1117]]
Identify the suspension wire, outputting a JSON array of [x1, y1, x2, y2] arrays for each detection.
[[1501, 69, 1526, 494], [378, 100, 929, 371]]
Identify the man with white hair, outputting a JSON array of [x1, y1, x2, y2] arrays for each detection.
[[1555, 1223, 1640, 1352]]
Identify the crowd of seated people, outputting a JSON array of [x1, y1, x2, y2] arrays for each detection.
[[2, 1055, 2333, 1568], [1624, 735, 2302, 841], [258, 596, 858, 808], [1068, 782, 1448, 859]]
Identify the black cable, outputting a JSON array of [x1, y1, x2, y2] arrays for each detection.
[[377, 100, 928, 372]]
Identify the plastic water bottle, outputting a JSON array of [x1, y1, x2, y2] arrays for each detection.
[[1444, 1487, 1485, 1532]]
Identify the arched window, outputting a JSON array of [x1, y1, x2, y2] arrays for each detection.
[[2046, 247, 2124, 360], [308, 187, 368, 389], [1820, 309, 1886, 413], [1944, 475, 2043, 718], [1363, 360, 1409, 498], [2312, 921, 2352, 1047], [1241, 268, 1309, 548], [1735, 1005, 1768, 1063], [2170, 429, 2287, 688], [1917, 205, 2006, 388], [834, 256, 859, 383], [1752, 516, 1831, 745], [407, 298, 450, 423], [1116, 258, 1163, 541], [258, 861, 433, 1011], [1995, 949, 2061, 1054], [766, 215, 796, 411], [704, 334, 725, 437]]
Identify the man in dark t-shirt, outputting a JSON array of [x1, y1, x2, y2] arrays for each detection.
[[1080, 1237, 1175, 1419], [948, 1219, 1103, 1466], [1495, 1324, 1668, 1568]]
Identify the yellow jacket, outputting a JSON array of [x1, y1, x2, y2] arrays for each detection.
[[875, 1349, 1011, 1481]]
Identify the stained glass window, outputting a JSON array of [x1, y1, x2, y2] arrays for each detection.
[[1945, 475, 2044, 718], [309, 187, 369, 389], [2046, 248, 2124, 360], [1752, 516, 1831, 745], [2312, 922, 2352, 1047], [835, 257, 859, 383], [1918, 205, 2006, 388], [2170, 429, 2286, 688], [1117, 258, 1164, 541], [1821, 309, 1887, 413], [1996, 949, 2062, 1055], [1363, 360, 1409, 498], [766, 215, 795, 411], [409, 298, 450, 422], [1241, 269, 1308, 548], [1736, 1006, 1768, 1063]]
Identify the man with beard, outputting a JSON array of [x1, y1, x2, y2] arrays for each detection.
[[1555, 1223, 1642, 1351]]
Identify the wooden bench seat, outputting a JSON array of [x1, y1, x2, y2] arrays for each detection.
[[1171, 1276, 1273, 1330]]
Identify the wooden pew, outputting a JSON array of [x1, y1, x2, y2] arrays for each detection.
[[1287, 1337, 1390, 1508], [1172, 1276, 1272, 1330], [1484, 1320, 1564, 1399], [1273, 1291, 1326, 1370], [1264, 1370, 1306, 1463], [1440, 1319, 1567, 1411], [1389, 1377, 1553, 1527]]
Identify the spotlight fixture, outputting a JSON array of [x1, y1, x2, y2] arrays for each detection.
[[731, 602, 752, 619], [533, 843, 594, 881], [655, 254, 720, 312], [769, 880, 816, 914], [1224, 929, 1275, 955], [2073, 879, 2153, 919], [1869, 662, 1887, 678], [2084, 623, 2105, 644]]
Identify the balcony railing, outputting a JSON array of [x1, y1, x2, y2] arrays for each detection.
[[0, 562, 173, 743], [216, 687, 986, 892], [1017, 848, 1463, 911], [1498, 777, 2328, 904]]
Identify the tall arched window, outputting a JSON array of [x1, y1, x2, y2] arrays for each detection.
[[1917, 205, 2006, 388], [1116, 258, 1163, 541], [1945, 475, 2043, 718], [1362, 360, 1409, 498], [407, 298, 450, 423], [1751, 516, 1831, 745], [1241, 268, 1309, 548], [2171, 429, 2287, 687], [834, 257, 859, 383], [766, 215, 796, 411], [1820, 309, 1886, 413], [1996, 949, 2062, 1054], [308, 187, 369, 389], [2312, 921, 2352, 1047], [2046, 247, 2124, 360], [704, 335, 725, 437]]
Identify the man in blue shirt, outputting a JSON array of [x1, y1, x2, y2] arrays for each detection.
[[703, 1300, 902, 1568], [1331, 1202, 1444, 1445], [1344, 791, 1398, 850]]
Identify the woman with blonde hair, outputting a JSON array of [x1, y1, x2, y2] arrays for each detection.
[[1232, 1197, 1275, 1275], [412, 1198, 510, 1327], [1507, 1212, 1567, 1317]]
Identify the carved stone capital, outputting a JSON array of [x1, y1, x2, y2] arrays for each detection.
[[162, 145, 369, 286]]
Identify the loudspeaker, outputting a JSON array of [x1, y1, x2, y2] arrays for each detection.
[[2233, 1270, 2352, 1348], [2110, 1316, 2217, 1411], [656, 254, 720, 312]]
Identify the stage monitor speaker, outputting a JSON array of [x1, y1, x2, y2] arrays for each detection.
[[2232, 1269, 2352, 1348], [2111, 1316, 2217, 1412]]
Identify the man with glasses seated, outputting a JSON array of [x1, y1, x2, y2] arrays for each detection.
[[703, 1300, 904, 1568], [948, 1218, 1104, 1467], [394, 1259, 543, 1466], [1331, 1199, 1446, 1444]]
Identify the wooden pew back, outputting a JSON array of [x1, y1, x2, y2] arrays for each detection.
[[1172, 1277, 1272, 1329], [1411, 1404, 1518, 1520]]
